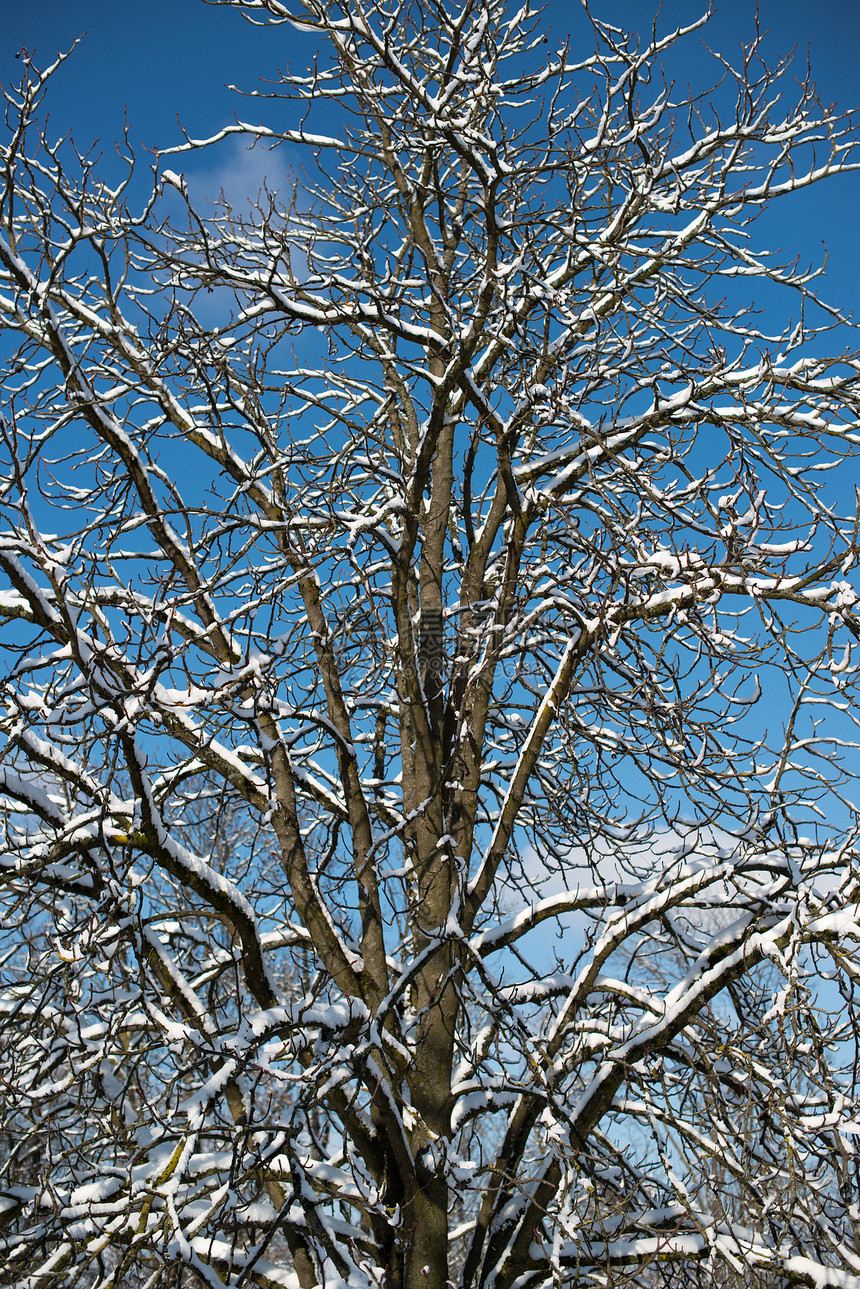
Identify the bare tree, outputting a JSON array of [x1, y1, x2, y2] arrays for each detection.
[[2, 2, 860, 1286]]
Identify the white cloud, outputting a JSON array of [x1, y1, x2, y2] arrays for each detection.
[[186, 138, 287, 216]]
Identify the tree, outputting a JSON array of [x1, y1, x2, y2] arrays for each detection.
[[2, 1, 860, 1285]]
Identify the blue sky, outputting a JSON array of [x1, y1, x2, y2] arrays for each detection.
[[5, 3, 858, 149], [4, 1, 859, 146], [3, 0, 858, 309]]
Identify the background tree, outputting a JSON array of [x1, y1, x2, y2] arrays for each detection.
[[2, 2, 860, 1287]]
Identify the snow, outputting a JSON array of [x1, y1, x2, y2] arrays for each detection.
[[782, 1261, 860, 1288]]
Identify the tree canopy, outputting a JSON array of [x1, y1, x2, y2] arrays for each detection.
[[2, 3, 860, 1287]]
